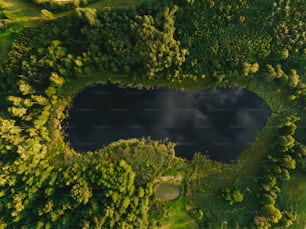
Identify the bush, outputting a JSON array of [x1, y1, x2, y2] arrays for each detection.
[[220, 187, 244, 205]]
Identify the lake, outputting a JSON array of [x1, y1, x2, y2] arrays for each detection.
[[65, 83, 270, 162]]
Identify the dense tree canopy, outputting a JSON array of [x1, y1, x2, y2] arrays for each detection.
[[0, 0, 305, 228]]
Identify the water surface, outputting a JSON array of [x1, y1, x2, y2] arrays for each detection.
[[65, 84, 270, 162], [155, 184, 180, 200]]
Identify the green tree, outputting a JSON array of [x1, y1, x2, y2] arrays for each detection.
[[281, 169, 290, 181], [262, 204, 282, 224], [261, 175, 277, 191], [191, 208, 204, 221], [261, 193, 276, 205], [71, 181, 92, 205], [220, 187, 244, 205], [282, 155, 296, 170], [50, 72, 64, 86], [8, 106, 27, 118], [41, 9, 54, 19], [288, 69, 300, 88], [280, 211, 297, 228], [18, 80, 33, 95], [279, 135, 295, 152], [75, 8, 100, 26]]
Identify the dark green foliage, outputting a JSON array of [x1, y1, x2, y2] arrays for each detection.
[[0, 65, 156, 227], [75, 8, 99, 26], [1, 159, 152, 228], [280, 211, 297, 228], [190, 208, 204, 221], [0, 72, 159, 227], [294, 143, 306, 172], [255, 114, 301, 227], [0, 0, 305, 228], [261, 204, 282, 224], [280, 123, 297, 136], [97, 138, 175, 186], [175, 0, 272, 81], [220, 187, 244, 205]]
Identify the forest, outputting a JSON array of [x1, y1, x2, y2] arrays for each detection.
[[0, 0, 305, 228]]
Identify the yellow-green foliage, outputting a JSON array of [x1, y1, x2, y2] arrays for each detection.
[[0, 0, 305, 228]]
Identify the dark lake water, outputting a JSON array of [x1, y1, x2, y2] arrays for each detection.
[[65, 83, 270, 162]]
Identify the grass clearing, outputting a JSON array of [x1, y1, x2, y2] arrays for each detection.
[[89, 0, 142, 10], [0, 0, 42, 60], [160, 196, 198, 229], [236, 111, 282, 182], [0, 0, 144, 73], [279, 171, 306, 229], [248, 76, 293, 113], [183, 92, 292, 227], [0, 0, 143, 62], [186, 164, 257, 227], [0, 33, 14, 61], [2, 0, 41, 17]]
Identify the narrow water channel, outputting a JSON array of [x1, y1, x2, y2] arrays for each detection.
[[65, 83, 270, 162]]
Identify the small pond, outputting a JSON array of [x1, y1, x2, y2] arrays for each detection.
[[155, 184, 181, 201], [65, 83, 270, 162]]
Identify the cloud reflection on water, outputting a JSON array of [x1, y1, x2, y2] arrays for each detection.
[[66, 84, 270, 162]]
